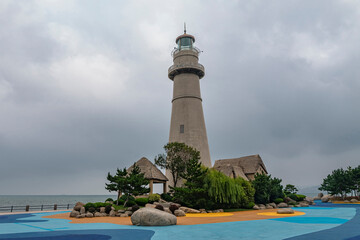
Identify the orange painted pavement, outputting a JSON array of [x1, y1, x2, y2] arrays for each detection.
[[45, 209, 304, 226]]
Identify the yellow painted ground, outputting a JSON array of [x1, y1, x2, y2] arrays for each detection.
[[332, 201, 360, 204], [257, 211, 305, 217], [185, 212, 234, 217]]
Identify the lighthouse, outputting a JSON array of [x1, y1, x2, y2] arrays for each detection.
[[166, 29, 211, 186]]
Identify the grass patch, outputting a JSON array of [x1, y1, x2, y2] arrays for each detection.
[[223, 208, 253, 212]]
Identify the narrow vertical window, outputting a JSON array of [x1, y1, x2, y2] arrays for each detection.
[[180, 124, 184, 133]]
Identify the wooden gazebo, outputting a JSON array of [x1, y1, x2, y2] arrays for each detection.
[[127, 157, 168, 194]]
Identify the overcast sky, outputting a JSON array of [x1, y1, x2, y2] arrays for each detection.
[[1, 0, 359, 195]]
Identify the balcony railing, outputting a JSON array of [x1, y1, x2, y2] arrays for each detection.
[[171, 46, 202, 56]]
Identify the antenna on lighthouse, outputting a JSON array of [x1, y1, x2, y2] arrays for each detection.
[[184, 22, 186, 34]]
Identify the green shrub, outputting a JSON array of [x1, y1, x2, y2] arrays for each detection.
[[288, 202, 296, 206], [161, 193, 173, 202], [84, 202, 96, 211], [105, 205, 112, 214], [120, 195, 135, 201], [135, 198, 149, 206], [125, 200, 136, 207], [88, 207, 96, 213], [274, 198, 283, 204], [117, 199, 125, 205], [244, 202, 255, 209], [287, 193, 299, 201], [296, 194, 306, 201], [148, 194, 161, 203], [252, 174, 284, 204], [105, 198, 114, 202], [132, 204, 140, 212]]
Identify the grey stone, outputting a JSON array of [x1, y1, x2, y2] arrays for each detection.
[[100, 207, 105, 213], [73, 202, 85, 211], [350, 199, 358, 203], [85, 212, 94, 218], [213, 209, 220, 213], [265, 204, 273, 209], [207, 210, 213, 213], [277, 202, 288, 208], [109, 210, 116, 217], [300, 203, 309, 207], [258, 204, 266, 210], [321, 195, 330, 203], [164, 208, 172, 214], [127, 207, 132, 211], [120, 214, 128, 217], [101, 213, 107, 217], [76, 214, 85, 218], [218, 209, 224, 212], [70, 210, 80, 218], [253, 205, 260, 210], [318, 193, 324, 198], [80, 207, 85, 214], [94, 212, 102, 217], [277, 208, 294, 214], [170, 203, 181, 208], [269, 203, 277, 208], [174, 209, 186, 217], [118, 209, 125, 213], [131, 208, 177, 226], [179, 207, 200, 213], [125, 211, 133, 216], [145, 203, 156, 208], [344, 200, 350, 203], [111, 207, 115, 211]]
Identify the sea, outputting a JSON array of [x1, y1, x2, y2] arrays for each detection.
[[0, 195, 117, 207]]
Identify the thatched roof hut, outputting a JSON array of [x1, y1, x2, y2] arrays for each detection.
[[128, 157, 168, 194], [213, 154, 268, 181]]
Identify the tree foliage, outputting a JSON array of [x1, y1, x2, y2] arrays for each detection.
[[105, 163, 149, 206], [319, 166, 360, 198], [284, 184, 298, 195], [251, 173, 284, 204], [155, 142, 200, 187]]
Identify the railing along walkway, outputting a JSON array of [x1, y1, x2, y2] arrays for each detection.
[[0, 204, 73, 213]]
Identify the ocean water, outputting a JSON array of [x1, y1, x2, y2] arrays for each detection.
[[0, 195, 117, 207]]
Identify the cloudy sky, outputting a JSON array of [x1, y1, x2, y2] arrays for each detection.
[[1, 0, 359, 195]]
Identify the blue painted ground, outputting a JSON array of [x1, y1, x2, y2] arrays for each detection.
[[0, 202, 359, 240]]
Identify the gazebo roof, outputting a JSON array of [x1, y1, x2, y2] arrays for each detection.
[[127, 157, 168, 182], [214, 154, 268, 175]]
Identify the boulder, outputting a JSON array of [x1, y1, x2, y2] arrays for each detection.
[[305, 197, 314, 202], [145, 203, 156, 208], [111, 207, 115, 211], [199, 209, 206, 213], [174, 209, 186, 217], [118, 209, 125, 213], [350, 199, 359, 203], [213, 209, 220, 213], [101, 213, 107, 217], [125, 211, 133, 216], [253, 205, 260, 210], [277, 208, 294, 214], [94, 212, 102, 217], [265, 204, 273, 209], [73, 202, 85, 211], [120, 214, 128, 217], [170, 203, 181, 208], [85, 212, 94, 218], [258, 204, 266, 210], [76, 214, 85, 218], [269, 203, 277, 208], [70, 210, 80, 218], [127, 207, 132, 211], [218, 209, 224, 212], [100, 207, 105, 213], [300, 202, 309, 207], [318, 193, 324, 198], [207, 210, 213, 213], [164, 208, 172, 214], [277, 202, 288, 208], [321, 195, 330, 203], [179, 207, 200, 213], [131, 208, 177, 226], [109, 210, 116, 217], [344, 200, 350, 203], [80, 207, 85, 214]]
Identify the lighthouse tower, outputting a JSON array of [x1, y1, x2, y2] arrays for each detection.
[[166, 29, 211, 186]]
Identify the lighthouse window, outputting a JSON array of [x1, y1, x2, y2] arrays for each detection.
[[179, 37, 192, 50], [180, 125, 184, 133]]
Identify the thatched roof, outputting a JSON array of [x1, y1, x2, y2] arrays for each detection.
[[213, 164, 249, 180], [213, 154, 268, 178], [127, 157, 168, 182]]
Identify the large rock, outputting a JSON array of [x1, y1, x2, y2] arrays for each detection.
[[174, 209, 186, 217], [131, 208, 177, 226], [76, 214, 85, 218], [145, 203, 156, 208], [258, 204, 266, 210], [300, 202, 309, 207], [80, 207, 85, 214], [253, 205, 260, 210], [125, 211, 133, 216], [277, 208, 294, 214], [277, 202, 288, 208], [109, 210, 116, 217], [265, 204, 273, 209], [164, 208, 172, 214], [100, 207, 105, 213], [94, 212, 102, 217], [85, 212, 94, 218], [179, 207, 200, 213], [350, 199, 359, 203], [321, 195, 330, 203], [269, 203, 277, 209], [70, 210, 80, 218], [73, 202, 85, 211]]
